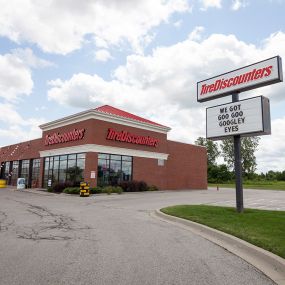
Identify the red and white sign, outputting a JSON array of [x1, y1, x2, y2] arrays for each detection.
[[45, 129, 85, 146], [106, 128, 159, 147], [197, 56, 283, 102]]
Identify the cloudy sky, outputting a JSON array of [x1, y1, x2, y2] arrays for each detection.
[[0, 0, 284, 173]]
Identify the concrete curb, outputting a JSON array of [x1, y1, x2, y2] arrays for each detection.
[[154, 209, 285, 285]]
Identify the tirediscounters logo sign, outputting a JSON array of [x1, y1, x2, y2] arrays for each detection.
[[206, 96, 271, 140], [197, 56, 283, 102]]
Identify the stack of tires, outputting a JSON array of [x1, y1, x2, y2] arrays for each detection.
[[80, 182, 90, 197], [0, 179, 7, 188]]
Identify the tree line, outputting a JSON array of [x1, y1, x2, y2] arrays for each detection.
[[195, 137, 283, 183]]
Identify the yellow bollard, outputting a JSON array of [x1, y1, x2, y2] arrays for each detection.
[[0, 179, 7, 188]]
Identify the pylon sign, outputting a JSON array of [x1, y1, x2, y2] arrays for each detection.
[[197, 55, 283, 213], [197, 56, 282, 102]]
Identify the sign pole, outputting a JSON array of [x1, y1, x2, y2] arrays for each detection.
[[232, 92, 244, 213]]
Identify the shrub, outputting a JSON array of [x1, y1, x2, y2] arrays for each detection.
[[101, 186, 123, 195], [50, 181, 74, 193], [47, 187, 53, 192], [90, 187, 103, 194], [119, 180, 148, 192], [114, 186, 123, 194], [63, 187, 80, 195], [147, 185, 159, 191], [103, 186, 113, 195]]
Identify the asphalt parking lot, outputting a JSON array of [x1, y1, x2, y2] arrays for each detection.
[[0, 187, 283, 285]]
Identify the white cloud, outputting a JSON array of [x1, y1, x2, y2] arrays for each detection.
[[256, 117, 285, 173], [0, 48, 54, 102], [0, 0, 190, 55], [47, 31, 285, 171], [200, 0, 222, 10], [231, 0, 248, 11], [188, 26, 205, 41], [173, 20, 183, 28], [0, 103, 45, 147], [95, 49, 113, 62], [12, 48, 54, 68], [0, 53, 33, 102]]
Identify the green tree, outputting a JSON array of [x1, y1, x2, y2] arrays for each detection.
[[220, 136, 260, 177], [195, 137, 220, 166]]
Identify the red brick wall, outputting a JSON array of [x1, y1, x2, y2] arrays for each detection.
[[84, 152, 98, 188], [165, 141, 207, 190], [0, 138, 42, 162], [133, 157, 167, 189]]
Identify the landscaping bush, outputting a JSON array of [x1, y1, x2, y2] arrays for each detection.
[[119, 180, 148, 192], [147, 185, 159, 191], [50, 182, 74, 193], [90, 187, 103, 194], [63, 187, 80, 195], [101, 186, 123, 195]]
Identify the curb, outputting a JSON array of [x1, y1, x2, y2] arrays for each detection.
[[154, 209, 285, 285]]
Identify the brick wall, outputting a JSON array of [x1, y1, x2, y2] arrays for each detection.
[[165, 141, 207, 190], [133, 157, 167, 189]]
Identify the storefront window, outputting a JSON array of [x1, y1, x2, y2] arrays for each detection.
[[31, 159, 40, 188], [20, 160, 30, 185], [11, 161, 19, 186], [4, 162, 11, 183], [97, 153, 132, 187], [43, 153, 85, 187]]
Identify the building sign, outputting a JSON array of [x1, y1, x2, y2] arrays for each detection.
[[206, 96, 271, 140], [197, 56, 283, 102], [106, 128, 159, 147], [45, 129, 85, 146]]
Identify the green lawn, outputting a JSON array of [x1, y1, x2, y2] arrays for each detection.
[[208, 181, 285, 190], [161, 205, 285, 258]]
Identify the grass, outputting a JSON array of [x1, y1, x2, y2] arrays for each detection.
[[208, 181, 285, 190], [161, 205, 285, 259]]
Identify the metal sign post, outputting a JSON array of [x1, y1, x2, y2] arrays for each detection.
[[232, 92, 244, 213]]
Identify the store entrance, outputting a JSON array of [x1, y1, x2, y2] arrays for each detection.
[[97, 153, 132, 187]]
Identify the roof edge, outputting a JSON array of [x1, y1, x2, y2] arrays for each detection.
[[39, 109, 171, 134]]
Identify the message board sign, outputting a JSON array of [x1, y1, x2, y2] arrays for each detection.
[[206, 96, 271, 140], [197, 56, 282, 102]]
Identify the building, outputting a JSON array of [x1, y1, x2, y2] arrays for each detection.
[[0, 105, 207, 190]]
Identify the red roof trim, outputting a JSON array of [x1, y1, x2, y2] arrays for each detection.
[[95, 105, 168, 128]]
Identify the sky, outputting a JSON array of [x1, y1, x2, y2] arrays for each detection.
[[0, 0, 284, 173]]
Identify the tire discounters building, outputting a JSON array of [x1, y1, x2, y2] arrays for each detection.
[[0, 105, 207, 190]]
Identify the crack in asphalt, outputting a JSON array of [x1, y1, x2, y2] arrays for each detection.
[[13, 200, 94, 241], [0, 210, 14, 232]]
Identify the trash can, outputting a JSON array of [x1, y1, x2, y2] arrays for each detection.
[[17, 178, 26, 190], [80, 182, 90, 197], [0, 179, 6, 188]]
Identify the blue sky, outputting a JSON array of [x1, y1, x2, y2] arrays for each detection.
[[0, 0, 284, 173]]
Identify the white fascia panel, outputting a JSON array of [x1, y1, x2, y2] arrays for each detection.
[[39, 144, 169, 160]]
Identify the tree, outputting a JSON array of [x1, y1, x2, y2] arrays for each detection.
[[195, 137, 220, 166], [220, 136, 260, 177]]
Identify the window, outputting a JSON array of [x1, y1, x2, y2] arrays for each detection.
[[97, 153, 132, 187], [4, 162, 11, 183], [11, 161, 19, 186], [31, 159, 40, 188], [43, 153, 85, 187], [20, 160, 30, 185]]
